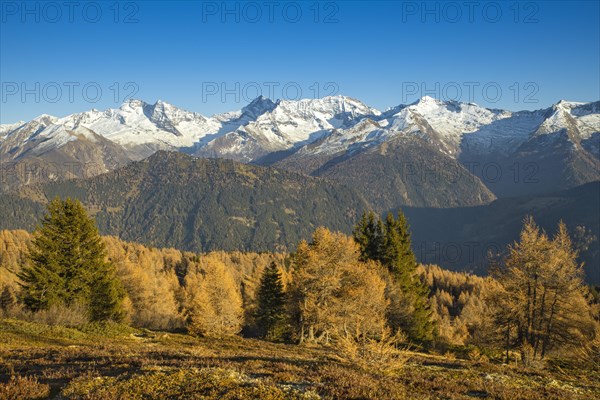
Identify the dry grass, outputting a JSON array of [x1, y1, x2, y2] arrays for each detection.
[[0, 376, 49, 400], [0, 318, 598, 399], [334, 329, 409, 373]]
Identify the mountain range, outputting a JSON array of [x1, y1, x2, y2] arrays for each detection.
[[0, 151, 369, 252], [1, 151, 597, 283], [1, 95, 599, 282], [2, 96, 598, 208]]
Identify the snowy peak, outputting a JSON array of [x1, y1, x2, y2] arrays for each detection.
[[0, 115, 60, 150], [413, 95, 441, 105], [0, 121, 25, 140], [33, 114, 59, 126], [283, 95, 379, 118], [532, 100, 599, 140], [408, 96, 487, 117], [270, 95, 380, 132], [535, 105, 572, 136], [144, 99, 207, 137], [555, 99, 586, 109], [241, 95, 277, 119], [148, 99, 206, 123], [379, 96, 508, 155], [61, 99, 219, 156], [120, 98, 148, 110], [192, 95, 383, 161]]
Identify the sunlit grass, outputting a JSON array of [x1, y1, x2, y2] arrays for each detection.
[[1, 318, 598, 399]]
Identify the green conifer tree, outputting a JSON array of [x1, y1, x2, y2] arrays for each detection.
[[0, 286, 17, 311], [353, 210, 435, 343], [353, 210, 385, 262], [382, 212, 417, 281], [382, 211, 434, 343], [89, 272, 126, 322], [19, 197, 124, 321], [255, 261, 288, 340]]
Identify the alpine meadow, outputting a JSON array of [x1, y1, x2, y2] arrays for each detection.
[[1, 1, 599, 399]]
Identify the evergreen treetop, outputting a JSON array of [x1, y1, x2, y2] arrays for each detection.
[[19, 197, 124, 321], [255, 261, 287, 340]]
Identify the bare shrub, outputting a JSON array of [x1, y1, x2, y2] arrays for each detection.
[[30, 303, 90, 327], [0, 376, 50, 400], [467, 347, 489, 363], [519, 343, 546, 369], [335, 327, 408, 372], [575, 327, 600, 369]]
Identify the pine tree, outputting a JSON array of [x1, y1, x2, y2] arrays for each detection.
[[18, 197, 124, 321], [0, 286, 17, 311], [353, 211, 384, 262], [382, 212, 415, 280], [353, 211, 435, 343], [255, 261, 288, 340], [89, 272, 126, 322], [384, 211, 434, 343]]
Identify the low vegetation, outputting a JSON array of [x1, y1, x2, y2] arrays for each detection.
[[1, 318, 599, 399]]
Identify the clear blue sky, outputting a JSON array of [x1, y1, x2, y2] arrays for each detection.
[[1, 0, 599, 123]]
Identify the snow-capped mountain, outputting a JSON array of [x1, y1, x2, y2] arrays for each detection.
[[57, 99, 223, 159], [295, 96, 566, 159], [0, 121, 25, 141], [1, 95, 598, 203], [3, 95, 596, 163], [195, 95, 381, 161], [0, 95, 379, 163]]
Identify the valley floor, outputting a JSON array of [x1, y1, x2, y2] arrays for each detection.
[[0, 319, 598, 400]]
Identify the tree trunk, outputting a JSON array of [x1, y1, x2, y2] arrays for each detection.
[[505, 320, 511, 364], [525, 281, 532, 344], [534, 286, 547, 357], [541, 288, 559, 359], [530, 274, 538, 349]]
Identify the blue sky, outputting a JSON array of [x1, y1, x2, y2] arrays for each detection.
[[1, 0, 599, 123]]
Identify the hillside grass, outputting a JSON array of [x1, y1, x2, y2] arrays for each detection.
[[0, 318, 598, 400]]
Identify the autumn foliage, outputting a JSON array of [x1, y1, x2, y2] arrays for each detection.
[[0, 203, 598, 367]]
